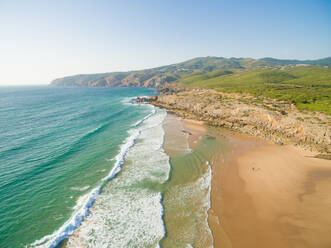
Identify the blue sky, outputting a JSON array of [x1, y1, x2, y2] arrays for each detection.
[[0, 0, 330, 85]]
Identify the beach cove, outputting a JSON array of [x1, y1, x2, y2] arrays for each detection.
[[60, 107, 331, 248], [2, 1, 331, 246], [1, 86, 330, 247], [162, 114, 331, 248]]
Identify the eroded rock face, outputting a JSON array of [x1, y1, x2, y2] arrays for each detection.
[[151, 90, 331, 156]]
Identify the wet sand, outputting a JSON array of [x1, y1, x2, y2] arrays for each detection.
[[161, 115, 215, 247], [208, 131, 331, 248], [177, 117, 331, 248], [163, 115, 331, 247], [181, 118, 206, 148]]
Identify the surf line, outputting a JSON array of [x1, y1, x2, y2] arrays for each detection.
[[30, 106, 157, 248]]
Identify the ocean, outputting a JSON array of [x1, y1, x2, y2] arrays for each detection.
[[0, 86, 215, 248]]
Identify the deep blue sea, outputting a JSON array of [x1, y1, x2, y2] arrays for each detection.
[[0, 86, 161, 247]]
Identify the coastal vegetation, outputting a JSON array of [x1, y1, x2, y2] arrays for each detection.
[[51, 56, 330, 86], [51, 56, 331, 114], [178, 66, 331, 114]]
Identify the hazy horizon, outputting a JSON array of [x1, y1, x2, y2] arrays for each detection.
[[1, 0, 330, 85]]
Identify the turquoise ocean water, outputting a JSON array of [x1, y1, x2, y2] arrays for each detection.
[[0, 86, 158, 247]]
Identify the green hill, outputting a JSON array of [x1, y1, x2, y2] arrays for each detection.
[[51, 56, 331, 88], [178, 66, 331, 114], [51, 56, 331, 113]]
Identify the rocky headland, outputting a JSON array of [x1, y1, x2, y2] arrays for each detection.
[[50, 55, 330, 157], [148, 89, 330, 157]]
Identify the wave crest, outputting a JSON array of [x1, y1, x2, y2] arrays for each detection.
[[30, 106, 157, 248]]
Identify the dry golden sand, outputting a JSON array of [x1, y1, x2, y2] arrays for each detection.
[[209, 131, 331, 248], [179, 119, 331, 248]]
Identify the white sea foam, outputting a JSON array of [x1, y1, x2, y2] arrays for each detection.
[[30, 186, 100, 248], [167, 160, 214, 247], [102, 128, 141, 182], [120, 95, 152, 106], [205, 161, 214, 248], [120, 96, 136, 105], [85, 125, 103, 136], [132, 105, 156, 127], [30, 105, 164, 248], [65, 108, 169, 247]]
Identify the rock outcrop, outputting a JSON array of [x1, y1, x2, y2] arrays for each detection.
[[136, 95, 158, 103], [151, 90, 331, 156]]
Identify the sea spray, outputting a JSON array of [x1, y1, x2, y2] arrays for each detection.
[[0, 86, 157, 247], [31, 123, 146, 247], [30, 187, 101, 248], [30, 108, 157, 248], [27, 92, 158, 248], [133, 106, 156, 127], [64, 108, 170, 247]]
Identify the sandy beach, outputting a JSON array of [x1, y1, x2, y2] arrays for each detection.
[[175, 117, 331, 248], [208, 131, 331, 248]]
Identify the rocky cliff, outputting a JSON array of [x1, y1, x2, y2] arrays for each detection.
[[151, 90, 331, 156]]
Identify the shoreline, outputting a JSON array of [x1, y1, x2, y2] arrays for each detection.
[[161, 114, 214, 247], [149, 90, 330, 157], [168, 113, 331, 248], [60, 106, 169, 247], [44, 104, 331, 248], [35, 103, 162, 248]]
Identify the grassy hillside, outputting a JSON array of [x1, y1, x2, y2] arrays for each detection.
[[51, 56, 331, 88], [178, 66, 331, 114], [51, 57, 271, 87]]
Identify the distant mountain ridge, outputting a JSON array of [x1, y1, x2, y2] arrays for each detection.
[[51, 56, 331, 88], [260, 57, 331, 66]]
